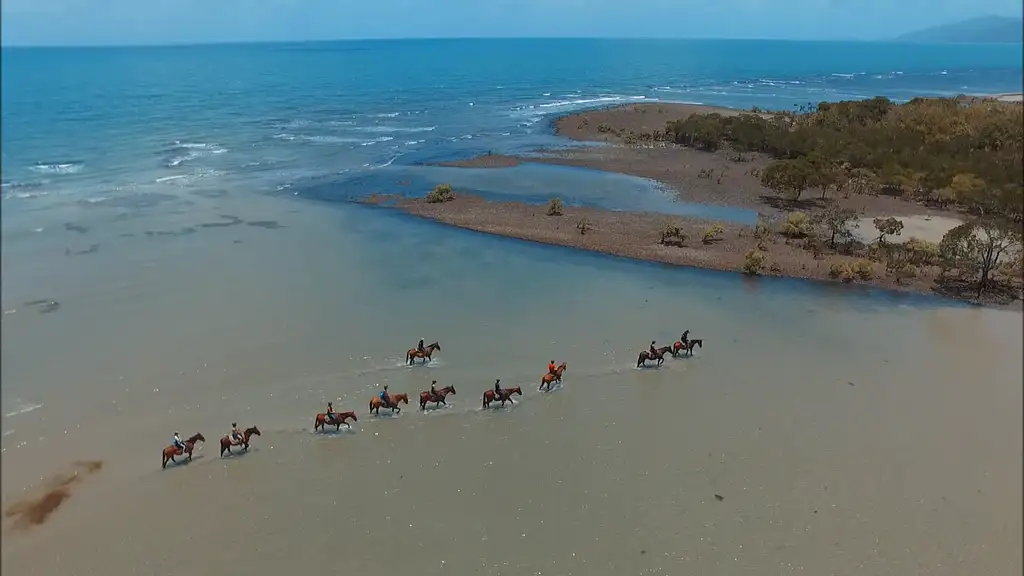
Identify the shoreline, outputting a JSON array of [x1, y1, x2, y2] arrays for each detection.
[[363, 193, 1022, 310], [410, 100, 1022, 309], [435, 102, 961, 218]]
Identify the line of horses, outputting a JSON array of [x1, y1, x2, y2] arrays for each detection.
[[162, 333, 701, 468]]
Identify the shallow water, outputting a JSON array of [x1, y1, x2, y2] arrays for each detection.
[[2, 39, 1022, 575], [2, 187, 1021, 576]]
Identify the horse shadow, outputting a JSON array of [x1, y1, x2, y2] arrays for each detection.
[[220, 447, 259, 460], [313, 427, 358, 437], [163, 453, 206, 470]]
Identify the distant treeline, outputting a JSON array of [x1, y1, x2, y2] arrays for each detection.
[[664, 96, 1023, 221]]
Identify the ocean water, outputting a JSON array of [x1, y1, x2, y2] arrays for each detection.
[[1, 39, 1022, 576]]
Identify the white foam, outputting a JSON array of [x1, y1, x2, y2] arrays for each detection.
[[29, 162, 82, 175], [5, 401, 42, 417], [354, 125, 436, 133]]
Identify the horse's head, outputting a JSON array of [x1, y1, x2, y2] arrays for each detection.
[[693, 339, 703, 348], [246, 426, 261, 438], [445, 385, 456, 395], [511, 386, 523, 396], [396, 394, 409, 404], [347, 412, 359, 422], [431, 342, 441, 351], [658, 346, 672, 354], [189, 433, 205, 444], [558, 362, 567, 373]]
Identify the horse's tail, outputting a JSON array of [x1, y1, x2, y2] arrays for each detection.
[[482, 394, 487, 409]]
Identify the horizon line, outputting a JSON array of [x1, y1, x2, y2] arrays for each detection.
[[5, 34, 992, 50]]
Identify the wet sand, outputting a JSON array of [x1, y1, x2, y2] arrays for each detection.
[[2, 184, 1022, 576]]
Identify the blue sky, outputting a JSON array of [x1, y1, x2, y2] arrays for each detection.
[[1, 0, 1021, 46]]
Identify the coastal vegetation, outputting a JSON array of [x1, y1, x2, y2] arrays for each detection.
[[659, 96, 1023, 300], [546, 198, 564, 216], [425, 184, 456, 203]]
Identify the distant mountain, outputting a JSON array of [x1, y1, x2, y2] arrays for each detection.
[[895, 16, 1023, 44]]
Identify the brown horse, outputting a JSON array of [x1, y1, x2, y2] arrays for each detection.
[[482, 386, 523, 409], [313, 410, 358, 432], [540, 362, 568, 391], [369, 393, 409, 415], [162, 433, 205, 469], [406, 341, 441, 365], [637, 346, 673, 367], [672, 339, 703, 357], [419, 385, 456, 410], [219, 426, 261, 457]]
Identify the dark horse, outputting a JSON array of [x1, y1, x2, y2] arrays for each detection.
[[419, 385, 456, 410], [313, 410, 358, 432], [540, 362, 568, 391], [672, 339, 703, 357], [637, 346, 673, 367], [482, 386, 523, 409], [406, 341, 441, 365], [369, 393, 409, 415], [162, 433, 205, 469], [220, 426, 261, 457]]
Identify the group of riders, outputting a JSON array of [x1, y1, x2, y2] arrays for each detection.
[[648, 331, 691, 357], [171, 423, 244, 453], [173, 335, 693, 446]]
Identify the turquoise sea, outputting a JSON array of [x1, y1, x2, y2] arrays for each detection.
[[1, 40, 1022, 576]]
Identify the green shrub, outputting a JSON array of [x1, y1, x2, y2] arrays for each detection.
[[829, 262, 854, 282], [576, 217, 593, 235], [660, 224, 686, 246], [780, 211, 812, 239], [425, 184, 455, 203], [702, 224, 724, 244], [902, 237, 940, 266], [546, 198, 564, 216], [742, 249, 766, 275], [852, 259, 875, 280]]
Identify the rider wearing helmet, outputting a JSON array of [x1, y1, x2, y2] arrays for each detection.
[[172, 431, 185, 453], [326, 401, 336, 423], [430, 380, 439, 399], [548, 360, 557, 375], [380, 385, 391, 408], [493, 378, 503, 400], [231, 423, 242, 444]]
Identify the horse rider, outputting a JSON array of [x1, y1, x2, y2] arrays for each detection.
[[493, 378, 503, 400], [380, 385, 392, 408], [326, 401, 336, 423], [548, 360, 557, 375], [680, 330, 690, 348], [649, 340, 658, 357], [231, 422, 243, 445], [430, 380, 439, 400], [417, 338, 426, 355], [172, 431, 185, 453]]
